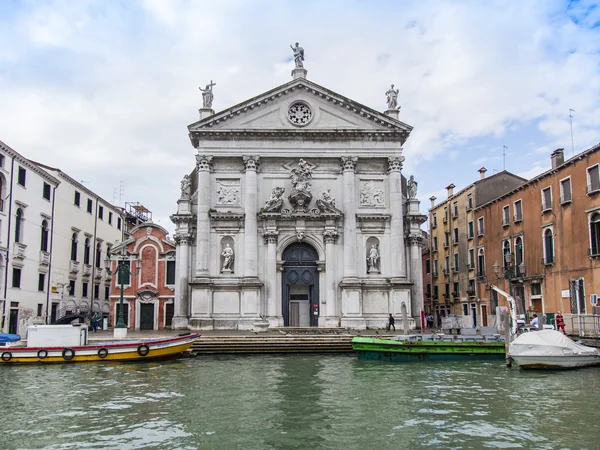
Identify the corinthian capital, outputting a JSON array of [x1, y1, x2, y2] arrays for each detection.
[[340, 156, 358, 173], [243, 155, 260, 172], [323, 229, 339, 244], [195, 154, 213, 172], [387, 156, 404, 173], [262, 230, 279, 244]]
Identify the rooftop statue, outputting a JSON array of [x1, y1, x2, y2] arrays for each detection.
[[385, 84, 399, 110], [199, 80, 216, 109], [408, 175, 418, 199], [290, 42, 305, 69]]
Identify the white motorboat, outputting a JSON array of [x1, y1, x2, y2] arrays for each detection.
[[510, 330, 600, 369]]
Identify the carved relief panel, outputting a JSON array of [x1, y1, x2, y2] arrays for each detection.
[[359, 180, 385, 207], [215, 179, 241, 206]]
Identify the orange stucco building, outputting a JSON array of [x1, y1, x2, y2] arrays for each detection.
[[476, 145, 600, 320], [109, 223, 177, 330]]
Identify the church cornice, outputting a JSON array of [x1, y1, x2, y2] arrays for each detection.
[[188, 78, 412, 146]]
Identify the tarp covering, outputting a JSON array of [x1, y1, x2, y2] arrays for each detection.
[[510, 330, 599, 357], [0, 333, 21, 343]]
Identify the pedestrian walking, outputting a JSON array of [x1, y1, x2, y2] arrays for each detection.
[[555, 311, 566, 334], [387, 313, 395, 332]]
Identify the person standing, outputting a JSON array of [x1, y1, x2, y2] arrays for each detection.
[[531, 314, 539, 329], [555, 311, 566, 334], [387, 313, 396, 332]]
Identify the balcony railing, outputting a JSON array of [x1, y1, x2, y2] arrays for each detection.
[[502, 218, 510, 227], [69, 260, 80, 274], [39, 251, 50, 266], [541, 257, 554, 266], [443, 216, 448, 223], [588, 248, 600, 258], [95, 267, 103, 279], [83, 264, 92, 276], [560, 194, 572, 204], [466, 288, 476, 297], [513, 213, 523, 223], [541, 202, 552, 212], [443, 268, 449, 275]]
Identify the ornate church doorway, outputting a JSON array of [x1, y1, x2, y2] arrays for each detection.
[[282, 243, 319, 327]]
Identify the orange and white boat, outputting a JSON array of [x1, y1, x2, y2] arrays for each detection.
[[0, 325, 199, 364]]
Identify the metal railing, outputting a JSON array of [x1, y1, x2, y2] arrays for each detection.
[[563, 314, 600, 338]]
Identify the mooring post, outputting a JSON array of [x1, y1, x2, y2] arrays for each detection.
[[504, 313, 512, 368], [401, 302, 409, 336]]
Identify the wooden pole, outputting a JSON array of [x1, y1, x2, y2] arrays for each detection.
[[504, 312, 512, 367]]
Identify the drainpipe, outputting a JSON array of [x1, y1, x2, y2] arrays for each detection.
[[45, 185, 57, 324], [1, 155, 15, 332]]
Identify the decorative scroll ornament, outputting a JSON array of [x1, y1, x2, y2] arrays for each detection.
[[316, 189, 342, 214], [195, 154, 213, 172], [387, 156, 404, 173], [243, 155, 260, 172], [341, 156, 358, 172], [323, 229, 339, 244], [263, 187, 285, 212], [180, 174, 192, 199], [288, 159, 313, 212]]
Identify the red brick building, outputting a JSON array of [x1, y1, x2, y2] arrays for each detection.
[[475, 145, 600, 321], [109, 223, 177, 330]]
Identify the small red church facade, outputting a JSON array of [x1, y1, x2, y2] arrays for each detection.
[[109, 223, 177, 330]]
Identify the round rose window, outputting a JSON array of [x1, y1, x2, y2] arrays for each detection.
[[287, 102, 313, 126]]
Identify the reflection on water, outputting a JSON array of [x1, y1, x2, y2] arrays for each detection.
[[1, 355, 598, 449]]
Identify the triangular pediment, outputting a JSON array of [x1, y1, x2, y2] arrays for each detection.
[[188, 78, 412, 141]]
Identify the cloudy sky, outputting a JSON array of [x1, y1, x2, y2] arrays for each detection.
[[1, 0, 599, 234]]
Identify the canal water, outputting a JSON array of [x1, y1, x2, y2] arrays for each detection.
[[2, 355, 598, 449]]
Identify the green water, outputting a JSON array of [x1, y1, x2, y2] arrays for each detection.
[[1, 355, 598, 449]]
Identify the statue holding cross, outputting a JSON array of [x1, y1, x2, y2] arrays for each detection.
[[199, 80, 216, 109]]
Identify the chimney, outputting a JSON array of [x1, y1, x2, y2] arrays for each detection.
[[429, 196, 436, 208], [551, 148, 565, 169], [478, 167, 487, 180], [446, 184, 455, 198]]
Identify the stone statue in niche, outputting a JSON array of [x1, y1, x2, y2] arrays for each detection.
[[288, 159, 313, 212], [385, 84, 399, 110], [408, 175, 418, 199], [263, 187, 285, 212], [360, 181, 385, 207], [180, 174, 191, 199], [316, 189, 342, 214], [367, 244, 380, 274], [290, 42, 305, 68], [199, 80, 216, 109], [221, 243, 234, 272]]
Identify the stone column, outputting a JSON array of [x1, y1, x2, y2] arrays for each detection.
[[324, 229, 339, 325], [172, 233, 191, 329], [341, 156, 358, 277], [195, 154, 213, 277], [243, 156, 260, 278], [388, 156, 406, 278], [263, 230, 279, 326], [408, 235, 424, 320]]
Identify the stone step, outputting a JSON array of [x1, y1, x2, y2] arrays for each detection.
[[190, 334, 355, 354]]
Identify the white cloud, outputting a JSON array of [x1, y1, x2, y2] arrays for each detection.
[[1, 0, 600, 232]]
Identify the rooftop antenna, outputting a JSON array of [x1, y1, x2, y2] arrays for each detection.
[[119, 181, 125, 207], [112, 187, 118, 205], [81, 180, 89, 184], [569, 109, 575, 157], [503, 145, 507, 171]]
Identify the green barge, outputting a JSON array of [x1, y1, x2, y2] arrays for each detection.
[[352, 335, 506, 362]]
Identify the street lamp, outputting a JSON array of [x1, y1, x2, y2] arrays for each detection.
[[105, 253, 141, 339]]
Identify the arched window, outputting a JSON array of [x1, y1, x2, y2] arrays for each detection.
[[84, 238, 91, 265], [95, 242, 102, 268], [544, 229, 554, 264], [14, 208, 23, 243], [502, 240, 511, 270], [477, 248, 485, 277], [590, 214, 600, 256], [515, 236, 524, 276], [71, 233, 78, 261], [40, 220, 49, 252]]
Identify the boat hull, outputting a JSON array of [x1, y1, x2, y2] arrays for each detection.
[[352, 337, 505, 362], [511, 355, 600, 369], [0, 334, 199, 364]]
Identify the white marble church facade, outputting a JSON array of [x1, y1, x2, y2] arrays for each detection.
[[171, 67, 426, 330]]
